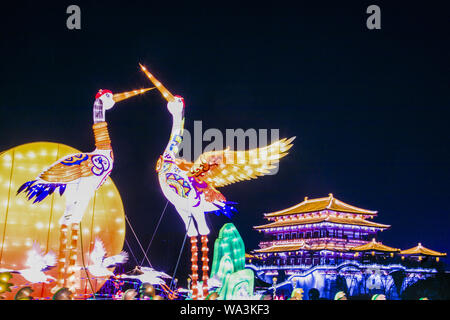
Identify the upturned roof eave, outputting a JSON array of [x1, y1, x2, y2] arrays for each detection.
[[264, 195, 378, 218], [253, 220, 390, 230], [399, 244, 447, 257]]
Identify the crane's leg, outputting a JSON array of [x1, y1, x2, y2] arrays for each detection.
[[52, 191, 78, 294], [200, 235, 209, 298], [190, 236, 199, 300], [66, 222, 80, 293], [177, 207, 198, 237], [191, 209, 210, 299], [53, 223, 69, 291], [176, 208, 200, 299], [192, 210, 210, 236], [66, 196, 90, 294]]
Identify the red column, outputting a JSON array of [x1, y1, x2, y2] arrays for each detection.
[[190, 237, 199, 300], [201, 235, 209, 298]]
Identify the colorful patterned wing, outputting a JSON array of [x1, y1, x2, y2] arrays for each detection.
[[39, 153, 93, 183], [187, 137, 295, 188]]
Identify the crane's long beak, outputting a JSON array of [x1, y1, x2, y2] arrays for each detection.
[[139, 63, 175, 102], [113, 87, 156, 103]]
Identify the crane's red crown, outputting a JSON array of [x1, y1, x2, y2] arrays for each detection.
[[174, 95, 185, 108], [95, 89, 113, 99]]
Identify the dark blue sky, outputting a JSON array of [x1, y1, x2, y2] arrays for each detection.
[[0, 1, 449, 281]]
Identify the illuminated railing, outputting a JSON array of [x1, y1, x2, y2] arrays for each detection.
[[246, 261, 437, 275], [258, 238, 368, 248]]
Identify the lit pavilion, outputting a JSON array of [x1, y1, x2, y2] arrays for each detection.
[[246, 194, 447, 299], [400, 243, 447, 262], [252, 194, 392, 266]]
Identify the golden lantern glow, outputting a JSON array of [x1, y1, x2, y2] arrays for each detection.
[[14, 286, 34, 300], [112, 87, 156, 103], [0, 142, 126, 299], [139, 63, 175, 102], [187, 137, 295, 188]]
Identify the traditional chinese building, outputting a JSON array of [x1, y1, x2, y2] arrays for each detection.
[[246, 194, 446, 299]]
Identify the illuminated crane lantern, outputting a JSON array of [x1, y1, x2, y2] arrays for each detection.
[[17, 86, 153, 293], [140, 64, 294, 300]]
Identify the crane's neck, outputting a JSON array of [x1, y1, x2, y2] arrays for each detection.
[[93, 99, 106, 123], [164, 112, 184, 158], [92, 100, 112, 150]]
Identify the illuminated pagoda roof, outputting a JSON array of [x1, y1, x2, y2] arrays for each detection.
[[245, 253, 261, 259], [350, 238, 400, 253], [253, 241, 355, 254], [400, 243, 447, 257], [254, 215, 390, 230], [264, 193, 378, 218]]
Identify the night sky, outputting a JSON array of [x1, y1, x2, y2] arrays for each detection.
[[0, 1, 449, 284]]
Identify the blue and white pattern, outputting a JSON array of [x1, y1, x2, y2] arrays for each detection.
[[206, 201, 238, 219], [91, 155, 111, 176], [60, 154, 89, 166], [17, 180, 67, 203]]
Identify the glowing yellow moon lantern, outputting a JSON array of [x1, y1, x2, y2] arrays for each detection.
[[0, 142, 126, 299]]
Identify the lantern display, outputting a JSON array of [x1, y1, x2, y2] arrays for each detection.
[[0, 142, 125, 299]]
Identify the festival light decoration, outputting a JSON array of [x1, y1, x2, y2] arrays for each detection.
[[0, 142, 126, 299], [399, 243, 446, 262], [0, 243, 56, 283], [272, 277, 278, 299], [351, 238, 400, 254], [0, 272, 13, 296], [139, 64, 175, 102], [334, 291, 347, 300], [86, 238, 128, 277], [290, 287, 304, 300], [112, 88, 155, 103], [52, 287, 73, 300], [371, 293, 386, 300], [139, 63, 294, 299], [208, 223, 255, 300], [137, 282, 165, 300], [14, 286, 34, 300], [15, 87, 150, 294], [121, 289, 138, 300], [119, 266, 171, 286], [139, 282, 155, 299], [206, 292, 219, 300]]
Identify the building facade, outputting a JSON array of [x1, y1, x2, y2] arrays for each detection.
[[247, 194, 446, 299]]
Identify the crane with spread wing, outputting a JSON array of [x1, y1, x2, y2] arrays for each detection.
[[140, 64, 294, 300]]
